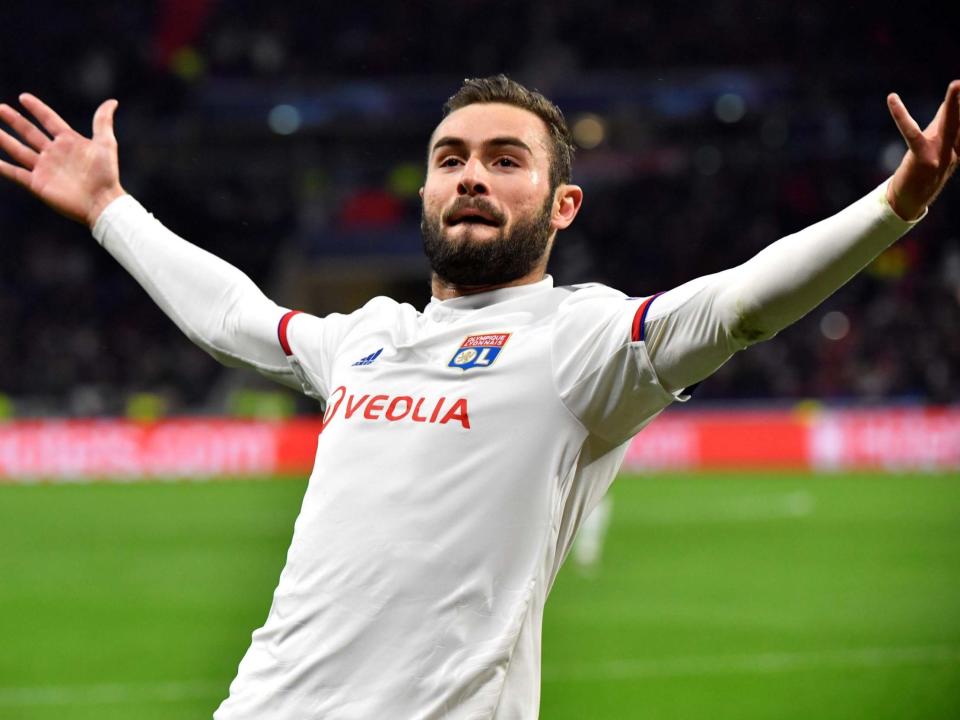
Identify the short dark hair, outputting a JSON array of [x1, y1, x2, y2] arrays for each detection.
[[442, 74, 575, 189]]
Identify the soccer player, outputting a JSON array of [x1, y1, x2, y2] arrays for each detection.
[[0, 75, 957, 719]]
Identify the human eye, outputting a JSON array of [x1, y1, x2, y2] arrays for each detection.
[[437, 155, 462, 168], [494, 156, 520, 168]]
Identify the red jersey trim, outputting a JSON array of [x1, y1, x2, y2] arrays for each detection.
[[631, 293, 663, 342], [278, 310, 302, 356]]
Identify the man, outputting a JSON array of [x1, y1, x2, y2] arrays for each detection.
[[1, 75, 957, 719]]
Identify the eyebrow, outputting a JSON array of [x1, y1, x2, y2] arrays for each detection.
[[431, 135, 534, 156]]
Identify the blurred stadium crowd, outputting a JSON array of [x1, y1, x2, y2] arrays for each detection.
[[1, 1, 957, 416]]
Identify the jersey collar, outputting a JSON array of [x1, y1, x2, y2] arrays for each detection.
[[424, 276, 554, 317]]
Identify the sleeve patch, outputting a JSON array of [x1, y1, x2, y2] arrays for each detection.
[[631, 292, 663, 342], [278, 310, 303, 356]]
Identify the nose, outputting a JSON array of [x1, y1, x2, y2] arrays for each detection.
[[457, 157, 488, 196]]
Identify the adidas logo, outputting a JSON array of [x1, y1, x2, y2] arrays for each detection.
[[352, 348, 383, 366]]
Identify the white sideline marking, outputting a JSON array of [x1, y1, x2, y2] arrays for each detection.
[[0, 680, 224, 707], [544, 644, 960, 682], [630, 490, 816, 525], [3, 645, 955, 706]]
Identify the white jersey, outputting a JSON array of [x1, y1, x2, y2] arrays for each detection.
[[216, 280, 679, 719], [91, 182, 915, 719]]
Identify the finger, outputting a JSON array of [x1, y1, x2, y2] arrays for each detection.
[[953, 84, 960, 155], [18, 93, 72, 137], [0, 156, 32, 189], [887, 93, 925, 151], [0, 103, 52, 152], [92, 99, 118, 143], [0, 126, 38, 169], [941, 80, 960, 160]]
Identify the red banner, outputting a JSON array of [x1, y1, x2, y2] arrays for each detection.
[[0, 408, 957, 482], [0, 419, 323, 482], [623, 407, 960, 471], [807, 407, 960, 470]]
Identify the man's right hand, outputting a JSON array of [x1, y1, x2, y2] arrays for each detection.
[[0, 94, 124, 228]]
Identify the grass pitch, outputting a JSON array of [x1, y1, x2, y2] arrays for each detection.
[[0, 471, 958, 719]]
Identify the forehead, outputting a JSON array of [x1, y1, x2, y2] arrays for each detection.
[[430, 103, 551, 158]]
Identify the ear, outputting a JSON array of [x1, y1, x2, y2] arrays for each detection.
[[419, 187, 424, 200], [551, 184, 583, 230]]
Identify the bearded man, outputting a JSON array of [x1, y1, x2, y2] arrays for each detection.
[[1, 75, 957, 719]]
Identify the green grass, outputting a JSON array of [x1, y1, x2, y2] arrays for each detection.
[[0, 472, 958, 719]]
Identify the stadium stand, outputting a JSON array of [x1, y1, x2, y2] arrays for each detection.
[[1, 1, 957, 416]]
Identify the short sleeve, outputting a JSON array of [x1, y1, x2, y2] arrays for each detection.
[[552, 286, 682, 444], [276, 310, 351, 402]]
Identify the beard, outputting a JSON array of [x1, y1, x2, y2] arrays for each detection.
[[420, 193, 554, 287]]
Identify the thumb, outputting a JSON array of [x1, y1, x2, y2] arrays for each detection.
[[92, 99, 118, 143]]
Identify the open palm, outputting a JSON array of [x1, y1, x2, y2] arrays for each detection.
[[0, 94, 124, 227]]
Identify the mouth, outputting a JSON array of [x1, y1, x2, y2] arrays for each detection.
[[444, 207, 503, 228]]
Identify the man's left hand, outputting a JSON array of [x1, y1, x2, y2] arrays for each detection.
[[886, 79, 959, 221]]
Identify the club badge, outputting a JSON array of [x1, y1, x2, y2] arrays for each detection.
[[448, 333, 511, 371]]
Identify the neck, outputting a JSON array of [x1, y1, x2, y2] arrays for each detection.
[[430, 266, 547, 301]]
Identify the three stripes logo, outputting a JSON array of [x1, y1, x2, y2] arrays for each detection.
[[352, 348, 383, 366]]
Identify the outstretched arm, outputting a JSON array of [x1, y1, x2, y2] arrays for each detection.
[[0, 94, 296, 386], [90, 195, 295, 383], [644, 81, 959, 393]]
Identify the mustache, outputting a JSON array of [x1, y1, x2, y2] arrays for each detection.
[[440, 197, 506, 226]]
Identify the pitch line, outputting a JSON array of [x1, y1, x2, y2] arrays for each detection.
[[2, 646, 956, 706], [0, 679, 224, 707], [543, 644, 960, 682], [627, 490, 817, 525]]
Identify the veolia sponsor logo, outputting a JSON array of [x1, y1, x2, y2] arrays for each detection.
[[322, 386, 471, 429]]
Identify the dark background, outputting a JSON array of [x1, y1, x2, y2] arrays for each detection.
[[1, 0, 958, 416]]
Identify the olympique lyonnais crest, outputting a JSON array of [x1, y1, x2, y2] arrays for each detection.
[[448, 333, 511, 371]]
